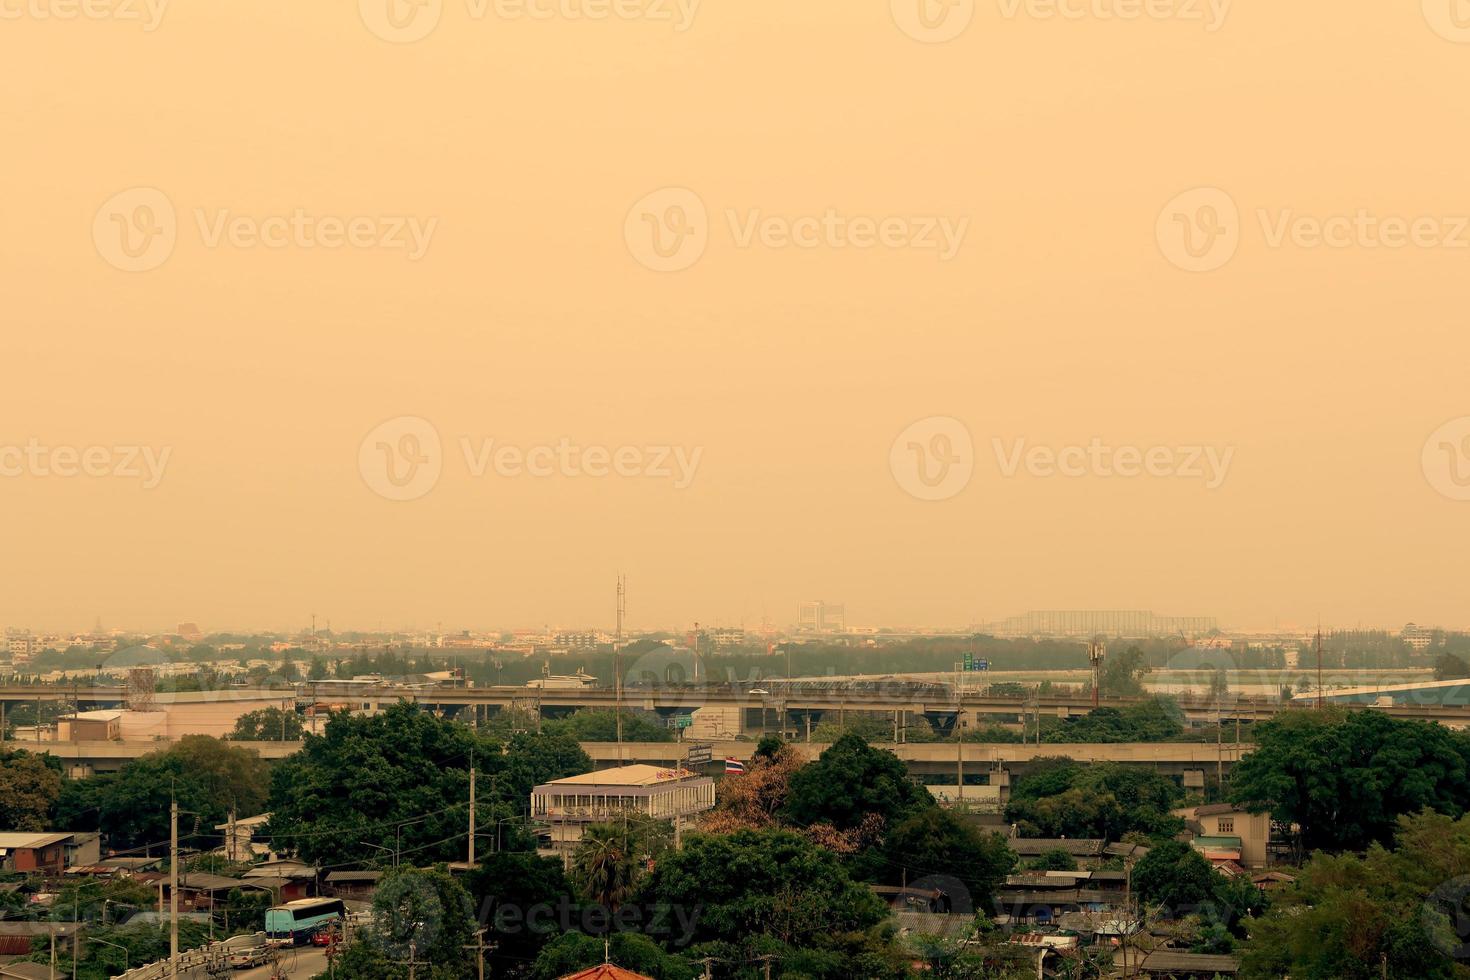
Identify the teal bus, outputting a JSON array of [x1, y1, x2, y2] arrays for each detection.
[[265, 898, 345, 945]]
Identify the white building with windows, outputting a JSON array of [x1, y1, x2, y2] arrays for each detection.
[[531, 765, 714, 853]]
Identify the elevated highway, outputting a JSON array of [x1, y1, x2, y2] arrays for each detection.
[[4, 679, 1470, 729], [24, 736, 1245, 780]]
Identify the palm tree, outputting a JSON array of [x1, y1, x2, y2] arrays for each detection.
[[572, 825, 636, 912]]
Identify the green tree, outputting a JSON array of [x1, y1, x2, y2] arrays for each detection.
[[881, 809, 1016, 907], [1229, 709, 1470, 852], [1097, 646, 1150, 697], [531, 932, 696, 980], [1027, 848, 1078, 872], [1131, 840, 1224, 914], [1239, 810, 1470, 979], [783, 733, 933, 831], [543, 709, 674, 743], [56, 737, 267, 849], [1436, 652, 1470, 681], [0, 750, 62, 831], [468, 851, 572, 970], [268, 702, 590, 865], [228, 707, 305, 741], [642, 829, 890, 954], [1005, 762, 1183, 841], [369, 867, 476, 975]]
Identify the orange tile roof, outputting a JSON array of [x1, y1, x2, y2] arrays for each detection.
[[557, 966, 656, 980]]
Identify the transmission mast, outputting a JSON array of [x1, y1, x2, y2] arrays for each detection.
[[1088, 638, 1106, 708], [616, 574, 627, 640]]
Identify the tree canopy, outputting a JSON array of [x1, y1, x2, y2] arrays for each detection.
[[267, 702, 590, 865], [1229, 709, 1470, 852], [783, 733, 934, 832], [228, 706, 305, 741]]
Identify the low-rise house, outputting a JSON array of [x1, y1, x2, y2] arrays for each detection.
[[1118, 949, 1241, 977], [0, 831, 101, 875], [57, 710, 122, 740], [1172, 803, 1271, 869], [213, 813, 272, 862], [243, 859, 317, 901], [324, 870, 382, 902], [0, 922, 83, 957]]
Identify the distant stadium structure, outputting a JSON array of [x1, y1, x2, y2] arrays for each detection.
[[979, 610, 1217, 638]]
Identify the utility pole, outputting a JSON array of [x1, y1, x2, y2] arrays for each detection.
[[699, 957, 716, 980], [469, 763, 477, 866], [1323, 628, 1334, 714], [755, 954, 776, 980], [615, 644, 624, 767], [170, 799, 179, 977], [463, 930, 492, 980]]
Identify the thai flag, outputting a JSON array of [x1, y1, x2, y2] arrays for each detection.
[[725, 757, 746, 775]]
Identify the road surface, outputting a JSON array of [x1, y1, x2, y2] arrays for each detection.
[[179, 946, 328, 980]]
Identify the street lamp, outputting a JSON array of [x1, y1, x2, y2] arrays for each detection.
[[359, 840, 398, 868], [90, 937, 129, 970]]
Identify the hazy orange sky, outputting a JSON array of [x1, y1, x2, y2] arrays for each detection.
[[4, 1, 1470, 634]]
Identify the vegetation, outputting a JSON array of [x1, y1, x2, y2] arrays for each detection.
[[1229, 708, 1470, 852], [1040, 698, 1184, 743], [1005, 759, 1184, 841], [1240, 810, 1470, 979], [542, 708, 674, 743], [228, 706, 305, 741], [0, 749, 63, 831], [267, 702, 590, 866], [54, 736, 269, 849]]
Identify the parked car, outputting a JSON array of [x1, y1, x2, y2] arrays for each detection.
[[228, 945, 270, 969]]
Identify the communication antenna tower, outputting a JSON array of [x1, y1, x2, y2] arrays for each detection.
[[616, 574, 627, 640]]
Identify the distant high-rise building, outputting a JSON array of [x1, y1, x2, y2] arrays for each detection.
[[797, 601, 845, 633], [1402, 623, 1435, 651], [5, 629, 38, 663]]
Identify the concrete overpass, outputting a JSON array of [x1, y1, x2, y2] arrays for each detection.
[[5, 680, 1470, 732], [25, 737, 1246, 781]]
